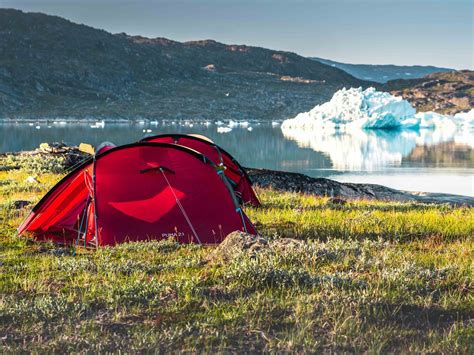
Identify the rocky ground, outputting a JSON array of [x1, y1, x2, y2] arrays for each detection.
[[386, 70, 474, 115]]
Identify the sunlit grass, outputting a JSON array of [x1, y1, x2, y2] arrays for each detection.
[[0, 159, 473, 352], [248, 188, 474, 242]]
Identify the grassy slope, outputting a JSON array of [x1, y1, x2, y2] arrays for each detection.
[[0, 157, 473, 352]]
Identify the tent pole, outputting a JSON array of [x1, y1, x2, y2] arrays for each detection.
[[92, 154, 99, 248], [75, 195, 90, 248], [159, 168, 202, 245]]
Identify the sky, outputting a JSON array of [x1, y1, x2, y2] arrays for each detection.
[[2, 0, 473, 69]]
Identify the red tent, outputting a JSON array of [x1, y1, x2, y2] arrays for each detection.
[[18, 143, 257, 246], [140, 134, 260, 206]]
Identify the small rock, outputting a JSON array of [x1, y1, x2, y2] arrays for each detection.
[[207, 231, 268, 262], [12, 200, 31, 209]]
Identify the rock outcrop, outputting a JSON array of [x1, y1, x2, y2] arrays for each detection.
[[247, 168, 474, 206], [385, 70, 473, 115]]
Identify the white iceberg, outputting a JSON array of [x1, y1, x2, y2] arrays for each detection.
[[454, 108, 474, 120], [282, 87, 474, 131], [453, 109, 474, 129], [281, 87, 474, 170], [281, 87, 416, 131], [228, 120, 249, 128], [414, 111, 457, 130]]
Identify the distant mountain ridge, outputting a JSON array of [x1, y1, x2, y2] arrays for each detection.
[[0, 9, 372, 120], [311, 57, 452, 83]]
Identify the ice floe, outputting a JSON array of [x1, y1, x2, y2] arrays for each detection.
[[228, 120, 250, 128], [217, 126, 232, 133]]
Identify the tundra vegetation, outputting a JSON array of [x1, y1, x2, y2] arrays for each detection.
[[0, 153, 473, 352]]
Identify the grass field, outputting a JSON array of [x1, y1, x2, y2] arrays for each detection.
[[0, 156, 473, 352]]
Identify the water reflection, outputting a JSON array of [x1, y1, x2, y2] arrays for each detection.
[[0, 121, 332, 175], [1, 121, 473, 195], [281, 125, 474, 170]]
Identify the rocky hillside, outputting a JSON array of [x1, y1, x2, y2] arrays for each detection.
[[0, 9, 372, 120], [385, 70, 473, 115], [311, 57, 452, 83]]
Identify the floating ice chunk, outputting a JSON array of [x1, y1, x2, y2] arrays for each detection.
[[454, 109, 474, 120], [454, 109, 474, 128], [35, 125, 40, 129], [227, 120, 250, 128], [282, 87, 474, 132], [28, 123, 34, 126], [217, 126, 232, 133], [414, 111, 457, 130], [215, 120, 224, 126], [247, 127, 253, 131], [272, 121, 280, 127], [282, 87, 416, 130], [90, 120, 105, 129]]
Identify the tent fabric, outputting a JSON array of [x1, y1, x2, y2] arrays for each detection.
[[18, 143, 257, 246], [140, 134, 260, 207]]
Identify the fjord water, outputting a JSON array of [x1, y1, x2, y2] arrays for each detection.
[[1, 121, 473, 197]]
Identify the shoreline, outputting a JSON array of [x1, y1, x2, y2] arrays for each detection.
[[2, 145, 472, 206], [247, 168, 474, 206]]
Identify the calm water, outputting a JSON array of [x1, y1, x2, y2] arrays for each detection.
[[1, 120, 473, 197]]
